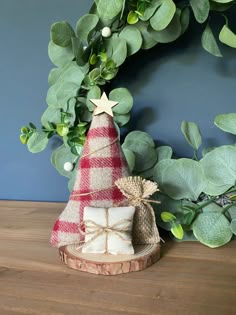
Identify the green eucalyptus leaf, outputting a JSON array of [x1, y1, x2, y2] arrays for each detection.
[[156, 146, 173, 162], [119, 25, 143, 56], [189, 0, 210, 24], [89, 1, 115, 26], [76, 14, 99, 44], [71, 144, 84, 156], [227, 206, 236, 220], [210, 1, 235, 11], [66, 98, 77, 125], [89, 54, 98, 65], [29, 122, 36, 130], [123, 131, 155, 147], [21, 126, 29, 134], [51, 21, 75, 47], [41, 107, 61, 129], [202, 146, 216, 156], [109, 88, 133, 114], [136, 1, 146, 16], [181, 120, 202, 151], [211, 0, 235, 3], [176, 209, 196, 225], [103, 38, 113, 58], [104, 59, 116, 70], [88, 68, 101, 84], [154, 159, 174, 188], [149, 12, 182, 43], [101, 67, 118, 80], [171, 223, 184, 240], [51, 144, 77, 178], [229, 195, 236, 201], [27, 131, 49, 153], [201, 202, 223, 213], [56, 123, 69, 136], [122, 148, 135, 172], [48, 68, 64, 86], [114, 113, 130, 126], [138, 165, 157, 179], [72, 37, 88, 67], [20, 134, 28, 144], [79, 111, 90, 123], [140, 0, 162, 21], [154, 192, 182, 230], [150, 0, 176, 31], [200, 145, 236, 195], [180, 7, 190, 35], [154, 158, 206, 201], [127, 11, 139, 24], [161, 211, 176, 222], [214, 113, 236, 135], [48, 41, 74, 67], [193, 212, 233, 248], [201, 24, 222, 57], [230, 219, 236, 235], [110, 37, 127, 66], [46, 62, 85, 108], [97, 0, 123, 20], [86, 85, 101, 111], [98, 52, 107, 62], [122, 138, 157, 173], [136, 21, 158, 49]]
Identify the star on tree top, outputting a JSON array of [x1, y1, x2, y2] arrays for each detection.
[[89, 92, 118, 117]]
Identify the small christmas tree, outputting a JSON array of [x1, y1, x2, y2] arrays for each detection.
[[51, 93, 130, 248], [54, 93, 161, 275]]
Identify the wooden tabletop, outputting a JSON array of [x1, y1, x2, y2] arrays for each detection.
[[0, 200, 235, 315]]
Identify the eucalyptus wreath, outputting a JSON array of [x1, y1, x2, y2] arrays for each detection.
[[20, 0, 236, 248]]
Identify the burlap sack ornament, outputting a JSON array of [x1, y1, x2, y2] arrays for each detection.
[[51, 93, 130, 248], [115, 176, 160, 245]]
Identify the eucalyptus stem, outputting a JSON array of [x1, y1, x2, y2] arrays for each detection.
[[195, 197, 217, 212], [196, 186, 236, 212], [192, 150, 199, 161], [222, 203, 235, 213]]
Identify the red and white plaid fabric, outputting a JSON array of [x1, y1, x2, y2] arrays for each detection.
[[50, 113, 129, 248]]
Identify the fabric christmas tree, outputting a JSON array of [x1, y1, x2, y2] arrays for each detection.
[[51, 93, 130, 248]]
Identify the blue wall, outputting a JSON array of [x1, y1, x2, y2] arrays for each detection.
[[1, 1, 236, 202]]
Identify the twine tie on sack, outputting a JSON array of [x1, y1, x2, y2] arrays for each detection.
[[78, 208, 132, 254], [115, 176, 160, 211]]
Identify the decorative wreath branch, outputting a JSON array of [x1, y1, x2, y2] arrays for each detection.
[[20, 0, 236, 248]]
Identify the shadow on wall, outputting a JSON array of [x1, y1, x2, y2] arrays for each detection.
[[111, 11, 236, 158]]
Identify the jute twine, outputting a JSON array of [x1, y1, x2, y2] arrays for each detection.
[[77, 208, 132, 254], [80, 136, 119, 159]]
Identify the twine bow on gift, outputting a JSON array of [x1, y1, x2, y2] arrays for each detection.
[[80, 208, 132, 254]]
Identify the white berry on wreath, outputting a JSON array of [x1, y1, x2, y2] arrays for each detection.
[[101, 26, 111, 38], [63, 162, 74, 172]]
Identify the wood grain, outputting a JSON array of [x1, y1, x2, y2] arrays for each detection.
[[0, 200, 236, 315], [60, 243, 160, 275]]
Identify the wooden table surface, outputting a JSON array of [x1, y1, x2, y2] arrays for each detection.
[[0, 200, 235, 315]]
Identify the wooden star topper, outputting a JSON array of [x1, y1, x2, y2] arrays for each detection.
[[89, 92, 118, 117]]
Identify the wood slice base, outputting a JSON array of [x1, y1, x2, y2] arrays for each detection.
[[59, 243, 161, 275]]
